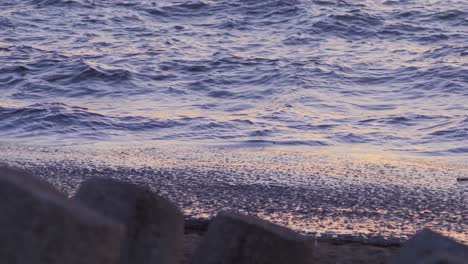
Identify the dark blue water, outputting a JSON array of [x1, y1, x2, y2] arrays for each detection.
[[0, 0, 467, 155]]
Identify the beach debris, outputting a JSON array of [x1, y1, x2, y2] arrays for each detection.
[[0, 165, 125, 264], [456, 177, 468, 182], [391, 229, 468, 264], [73, 177, 184, 264], [191, 211, 314, 264]]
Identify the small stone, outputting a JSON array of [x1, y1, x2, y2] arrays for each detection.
[[391, 229, 468, 264], [0, 165, 125, 264], [191, 211, 314, 264], [73, 177, 184, 264]]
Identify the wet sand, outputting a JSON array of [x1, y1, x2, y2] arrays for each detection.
[[0, 142, 466, 244]]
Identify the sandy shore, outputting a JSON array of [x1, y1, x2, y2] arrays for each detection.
[[0, 142, 466, 244]]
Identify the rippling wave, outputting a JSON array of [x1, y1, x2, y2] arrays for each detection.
[[0, 0, 467, 155]]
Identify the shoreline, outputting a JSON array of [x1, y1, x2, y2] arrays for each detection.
[[0, 142, 466, 245]]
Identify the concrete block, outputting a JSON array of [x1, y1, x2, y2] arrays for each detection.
[[391, 229, 468, 264], [73, 177, 184, 264], [191, 211, 314, 264], [0, 165, 125, 264]]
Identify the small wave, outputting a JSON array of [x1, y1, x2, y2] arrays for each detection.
[[282, 35, 318, 45], [0, 65, 30, 74], [422, 45, 468, 59], [145, 1, 211, 20], [145, 0, 304, 26], [41, 61, 133, 84], [312, 11, 384, 38], [419, 147, 468, 156], [360, 115, 447, 126], [393, 65, 468, 94], [428, 128, 468, 140], [146, 8, 170, 17], [289, 124, 337, 130], [353, 104, 397, 111], [242, 139, 329, 147], [429, 10, 467, 24], [0, 76, 23, 87], [332, 133, 371, 144], [159, 61, 212, 74], [207, 90, 236, 99], [25, 0, 92, 8], [447, 147, 468, 154], [331, 12, 382, 27], [380, 23, 430, 36], [0, 17, 15, 29], [191, 122, 237, 130], [417, 34, 449, 42], [1, 58, 137, 98], [394, 10, 423, 19], [248, 129, 275, 137], [169, 1, 209, 10], [382, 0, 410, 5], [0, 103, 186, 140]]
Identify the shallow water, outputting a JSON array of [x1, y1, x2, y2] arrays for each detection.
[[0, 0, 467, 155]]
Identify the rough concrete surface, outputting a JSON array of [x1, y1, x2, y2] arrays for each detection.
[[191, 211, 315, 264], [0, 165, 125, 264], [73, 177, 184, 264], [391, 229, 468, 264]]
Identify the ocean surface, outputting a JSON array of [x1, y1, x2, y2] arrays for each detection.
[[0, 0, 467, 156]]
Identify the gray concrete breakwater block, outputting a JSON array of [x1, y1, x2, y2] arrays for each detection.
[[0, 165, 125, 264], [73, 177, 184, 264], [391, 229, 468, 264], [191, 211, 314, 264]]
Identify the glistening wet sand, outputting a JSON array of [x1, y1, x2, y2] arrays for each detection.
[[0, 142, 466, 244]]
